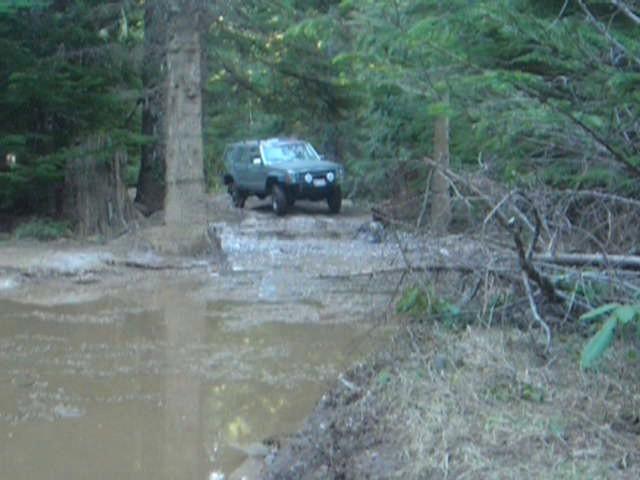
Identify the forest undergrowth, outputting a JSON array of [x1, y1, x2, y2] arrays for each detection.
[[263, 172, 640, 479]]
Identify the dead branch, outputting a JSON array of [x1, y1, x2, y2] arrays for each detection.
[[510, 213, 564, 304], [317, 264, 517, 280], [610, 0, 640, 25], [534, 252, 640, 270], [521, 271, 552, 352], [424, 159, 563, 306], [416, 169, 433, 229]]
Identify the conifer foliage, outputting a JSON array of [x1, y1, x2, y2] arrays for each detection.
[[0, 0, 139, 213], [0, 0, 638, 216]]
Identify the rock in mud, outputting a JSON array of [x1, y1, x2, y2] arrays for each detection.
[[0, 275, 19, 290], [53, 403, 85, 419], [356, 221, 385, 244]]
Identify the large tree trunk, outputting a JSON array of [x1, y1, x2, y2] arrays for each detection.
[[137, 0, 208, 220], [135, 1, 168, 215], [164, 22, 206, 227], [136, 0, 209, 254], [64, 136, 136, 237], [429, 95, 451, 234]]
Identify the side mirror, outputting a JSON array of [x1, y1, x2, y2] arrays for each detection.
[[319, 155, 326, 161], [252, 157, 262, 166]]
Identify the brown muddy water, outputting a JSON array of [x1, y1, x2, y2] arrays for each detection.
[[0, 270, 387, 480], [0, 201, 416, 478]]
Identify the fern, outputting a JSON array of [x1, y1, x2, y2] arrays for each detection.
[[580, 303, 640, 369]]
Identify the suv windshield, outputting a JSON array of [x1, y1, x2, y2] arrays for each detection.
[[261, 142, 320, 165]]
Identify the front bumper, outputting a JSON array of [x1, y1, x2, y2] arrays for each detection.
[[286, 182, 340, 201]]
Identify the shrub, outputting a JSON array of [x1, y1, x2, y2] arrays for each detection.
[[14, 218, 71, 241]]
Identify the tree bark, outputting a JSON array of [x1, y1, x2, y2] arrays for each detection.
[[135, 0, 209, 255], [164, 16, 206, 227], [64, 136, 135, 237], [429, 95, 451, 234]]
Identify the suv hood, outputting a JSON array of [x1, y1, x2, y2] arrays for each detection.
[[278, 160, 341, 173]]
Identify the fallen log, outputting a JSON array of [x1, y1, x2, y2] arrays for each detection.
[[534, 253, 640, 270], [317, 264, 517, 279]]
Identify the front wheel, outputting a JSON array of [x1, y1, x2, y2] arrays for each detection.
[[272, 184, 288, 216], [327, 186, 342, 214], [231, 185, 246, 208]]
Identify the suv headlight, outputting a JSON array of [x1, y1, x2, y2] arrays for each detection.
[[326, 171, 335, 183]]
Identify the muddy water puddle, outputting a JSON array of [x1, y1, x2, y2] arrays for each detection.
[[0, 271, 387, 479]]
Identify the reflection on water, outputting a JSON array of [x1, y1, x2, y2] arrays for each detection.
[[0, 274, 382, 479]]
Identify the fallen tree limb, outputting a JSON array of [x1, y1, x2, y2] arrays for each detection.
[[423, 159, 564, 307], [318, 264, 517, 279], [534, 252, 640, 270]]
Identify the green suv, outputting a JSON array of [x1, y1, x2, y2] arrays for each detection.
[[222, 138, 345, 215]]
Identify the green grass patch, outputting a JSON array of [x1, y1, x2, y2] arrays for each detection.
[[14, 218, 71, 241]]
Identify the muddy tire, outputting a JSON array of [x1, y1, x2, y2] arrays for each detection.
[[272, 184, 288, 216], [231, 185, 246, 208], [327, 186, 342, 214]]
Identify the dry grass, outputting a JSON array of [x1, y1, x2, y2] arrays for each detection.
[[261, 320, 640, 479], [385, 324, 640, 479]]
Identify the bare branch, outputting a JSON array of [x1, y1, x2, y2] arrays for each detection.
[[611, 0, 640, 25], [577, 0, 640, 67], [416, 169, 433, 229], [551, 0, 570, 27], [521, 271, 552, 352], [534, 252, 640, 270]]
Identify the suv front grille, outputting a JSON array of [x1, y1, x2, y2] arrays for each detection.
[[304, 170, 331, 179]]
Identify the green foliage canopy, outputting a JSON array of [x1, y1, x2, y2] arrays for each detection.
[[0, 0, 141, 212]]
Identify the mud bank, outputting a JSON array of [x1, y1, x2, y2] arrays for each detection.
[[261, 323, 640, 480]]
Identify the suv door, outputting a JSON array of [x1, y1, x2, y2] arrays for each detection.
[[230, 145, 249, 187], [245, 144, 265, 193]]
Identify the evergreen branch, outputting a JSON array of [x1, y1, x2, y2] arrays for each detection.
[[215, 58, 271, 103], [509, 81, 640, 178], [558, 107, 640, 177]]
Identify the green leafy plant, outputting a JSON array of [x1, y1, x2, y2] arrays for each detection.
[[396, 285, 463, 327], [580, 303, 640, 369], [396, 286, 430, 317]]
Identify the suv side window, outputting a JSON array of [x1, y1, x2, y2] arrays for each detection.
[[250, 147, 261, 163], [224, 145, 240, 164], [240, 145, 260, 165], [236, 146, 247, 165]]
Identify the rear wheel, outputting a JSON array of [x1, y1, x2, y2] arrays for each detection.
[[327, 186, 342, 214], [272, 184, 288, 216], [231, 185, 246, 208]]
